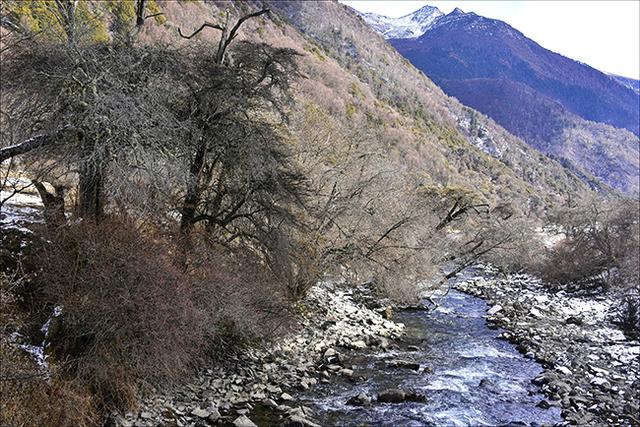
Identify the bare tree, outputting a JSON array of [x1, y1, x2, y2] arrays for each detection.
[[1, 0, 162, 220], [171, 10, 305, 237], [538, 195, 639, 291]]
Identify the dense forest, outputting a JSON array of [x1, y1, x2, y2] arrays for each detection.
[[0, 1, 638, 426]]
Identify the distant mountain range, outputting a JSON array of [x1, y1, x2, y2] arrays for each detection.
[[359, 6, 640, 194], [359, 5, 442, 38]]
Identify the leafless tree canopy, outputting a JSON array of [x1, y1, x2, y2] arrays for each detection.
[[536, 196, 639, 291]]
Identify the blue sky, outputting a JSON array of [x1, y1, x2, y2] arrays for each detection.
[[341, 1, 640, 79]]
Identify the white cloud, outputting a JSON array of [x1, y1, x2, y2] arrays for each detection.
[[341, 1, 640, 78]]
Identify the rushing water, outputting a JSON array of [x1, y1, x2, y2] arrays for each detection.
[[300, 290, 562, 426]]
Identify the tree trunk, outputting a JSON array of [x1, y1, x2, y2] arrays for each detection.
[[33, 181, 66, 227], [77, 160, 104, 220], [180, 141, 207, 234]]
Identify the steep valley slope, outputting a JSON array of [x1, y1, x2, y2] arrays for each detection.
[[38, 0, 601, 215], [358, 5, 639, 195], [173, 0, 598, 213]]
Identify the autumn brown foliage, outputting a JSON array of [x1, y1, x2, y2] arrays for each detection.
[[2, 220, 290, 423]]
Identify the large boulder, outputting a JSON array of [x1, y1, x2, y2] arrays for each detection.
[[377, 389, 406, 403], [346, 392, 372, 406]]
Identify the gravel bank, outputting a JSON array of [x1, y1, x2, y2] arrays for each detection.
[[114, 282, 404, 427], [455, 266, 639, 426]]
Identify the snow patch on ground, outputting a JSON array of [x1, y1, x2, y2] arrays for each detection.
[[8, 306, 63, 371], [1, 188, 43, 232]]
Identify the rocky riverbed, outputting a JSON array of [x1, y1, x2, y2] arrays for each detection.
[[455, 265, 640, 426], [296, 288, 562, 426], [113, 265, 639, 426], [114, 282, 404, 427]]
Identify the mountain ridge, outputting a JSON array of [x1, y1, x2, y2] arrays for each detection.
[[260, 0, 601, 204], [354, 5, 638, 194], [357, 5, 443, 39]]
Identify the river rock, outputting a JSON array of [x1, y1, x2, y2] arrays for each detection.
[[339, 368, 354, 377], [532, 373, 550, 386], [190, 407, 209, 418], [323, 348, 338, 362], [208, 408, 221, 422], [529, 307, 543, 317], [285, 415, 321, 427], [565, 316, 583, 325], [555, 365, 572, 376], [387, 359, 420, 370], [351, 340, 367, 349], [346, 392, 372, 406], [232, 415, 258, 427], [404, 390, 427, 403], [263, 398, 278, 409], [536, 400, 551, 409], [377, 389, 406, 403], [487, 305, 503, 316], [590, 377, 609, 387], [139, 412, 153, 420]]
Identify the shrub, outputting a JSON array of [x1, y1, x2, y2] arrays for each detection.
[[28, 220, 204, 411], [480, 216, 545, 274], [535, 197, 639, 292], [1, 368, 97, 427], [617, 295, 640, 340], [6, 219, 291, 423], [185, 233, 293, 345], [1, 270, 97, 427]]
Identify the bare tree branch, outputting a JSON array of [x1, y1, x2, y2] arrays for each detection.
[[0, 134, 53, 163], [177, 22, 224, 39], [177, 9, 269, 65], [135, 0, 147, 26], [220, 9, 270, 58]]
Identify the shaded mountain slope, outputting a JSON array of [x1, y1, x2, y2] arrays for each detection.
[[390, 9, 639, 135], [437, 77, 639, 194], [382, 8, 638, 194]]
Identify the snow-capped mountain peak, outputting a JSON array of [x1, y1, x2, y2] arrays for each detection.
[[358, 4, 443, 39]]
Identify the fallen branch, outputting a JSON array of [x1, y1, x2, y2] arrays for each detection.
[[0, 134, 52, 163]]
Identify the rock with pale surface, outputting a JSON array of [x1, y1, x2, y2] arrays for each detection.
[[233, 415, 258, 427]]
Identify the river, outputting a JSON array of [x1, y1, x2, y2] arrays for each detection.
[[299, 289, 562, 426]]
